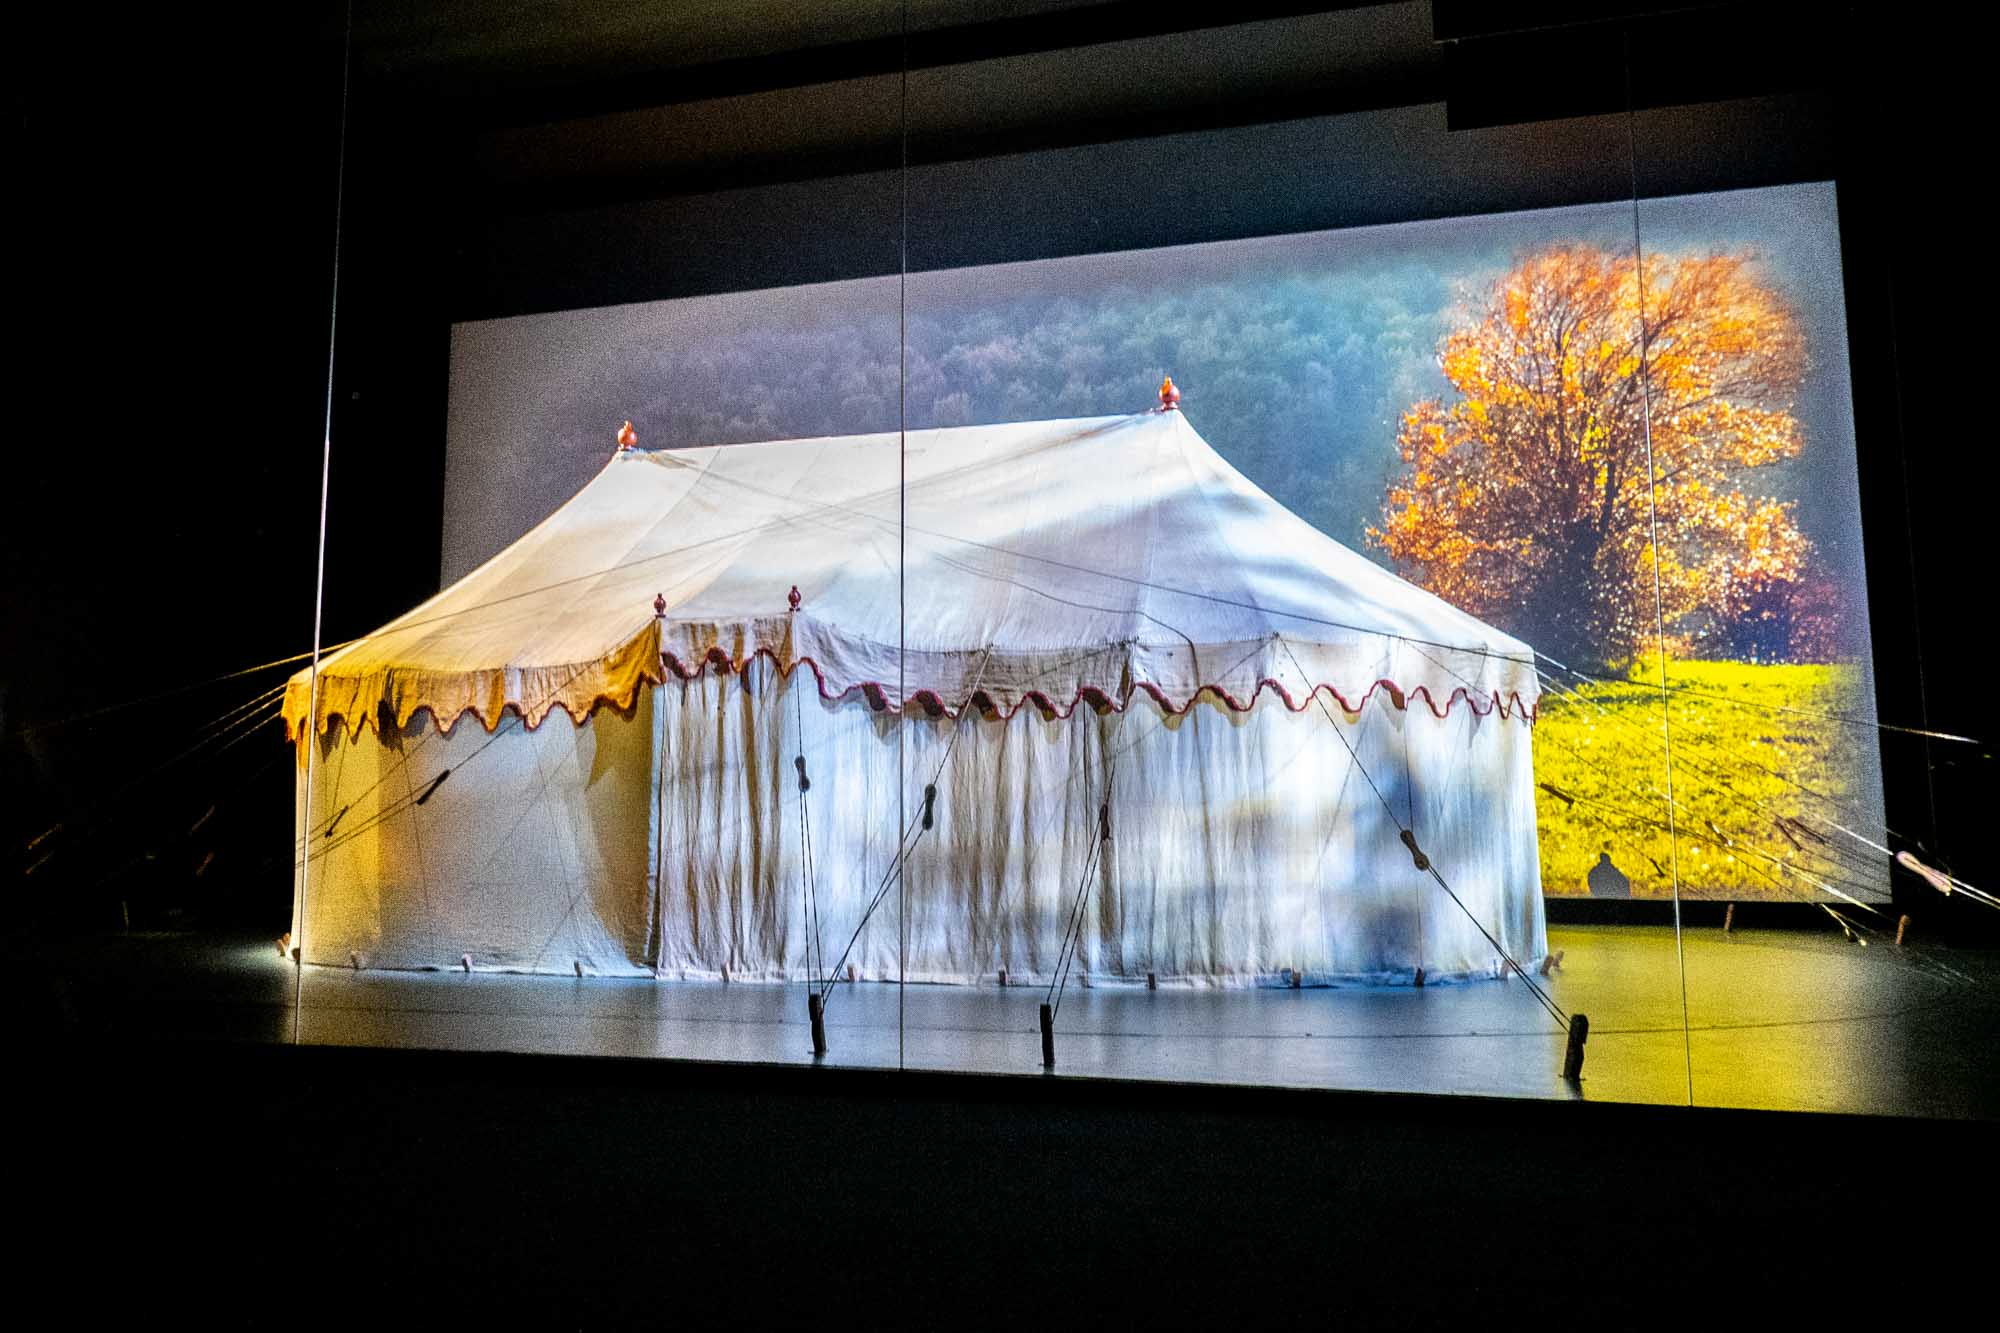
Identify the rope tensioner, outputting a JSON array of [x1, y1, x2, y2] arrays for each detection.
[[1897, 850, 1954, 896], [794, 754, 811, 793], [413, 769, 451, 806], [807, 992, 827, 1057], [922, 783, 938, 831], [1562, 1013, 1590, 1081], [1398, 827, 1429, 871]]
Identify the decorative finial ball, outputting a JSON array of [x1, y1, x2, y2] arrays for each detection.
[[653, 593, 667, 617], [1159, 375, 1180, 411], [788, 585, 802, 612], [616, 420, 638, 450]]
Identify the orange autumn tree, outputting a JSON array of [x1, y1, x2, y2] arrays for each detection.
[[1371, 245, 1816, 670]]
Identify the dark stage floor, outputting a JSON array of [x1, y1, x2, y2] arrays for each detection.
[[26, 920, 2000, 1117]]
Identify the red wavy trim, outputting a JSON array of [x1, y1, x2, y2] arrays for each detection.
[[298, 643, 1537, 744], [657, 648, 1543, 722]]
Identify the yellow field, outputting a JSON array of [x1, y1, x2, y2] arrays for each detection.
[[1532, 660, 1886, 901]]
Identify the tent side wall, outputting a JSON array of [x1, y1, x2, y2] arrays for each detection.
[[292, 691, 660, 974], [291, 662, 1543, 983], [657, 664, 1543, 985]]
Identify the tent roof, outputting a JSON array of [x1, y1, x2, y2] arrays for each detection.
[[284, 411, 1537, 740]]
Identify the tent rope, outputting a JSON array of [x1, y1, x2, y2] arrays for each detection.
[[1418, 638, 1903, 914], [818, 645, 995, 1006], [1525, 665, 1894, 907], [1275, 635, 1568, 1027], [1046, 766, 1112, 1019], [794, 673, 825, 987], [1536, 656, 1920, 856]]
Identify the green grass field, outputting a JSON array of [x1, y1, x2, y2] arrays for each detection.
[[1532, 660, 1886, 901]]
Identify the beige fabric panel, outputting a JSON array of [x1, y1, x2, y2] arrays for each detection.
[[294, 665, 1542, 982], [292, 691, 659, 973], [283, 414, 1539, 744]]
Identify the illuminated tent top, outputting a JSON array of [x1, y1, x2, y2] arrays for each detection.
[[283, 408, 1538, 742]]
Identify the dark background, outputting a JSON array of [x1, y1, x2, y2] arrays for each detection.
[[9, 1, 1994, 1315]]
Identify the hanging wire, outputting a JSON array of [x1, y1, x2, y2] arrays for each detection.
[[21, 649, 340, 738], [21, 685, 288, 856], [897, 0, 911, 1068], [294, 0, 356, 1042]]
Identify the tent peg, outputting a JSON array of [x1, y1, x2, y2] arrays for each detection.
[[1039, 1002, 1056, 1068], [1413, 967, 1426, 988], [1896, 914, 1911, 948], [1146, 971, 1157, 990], [461, 954, 472, 973], [1724, 902, 1736, 933], [996, 967, 1008, 987], [1561, 1013, 1590, 1082], [807, 992, 828, 1057]]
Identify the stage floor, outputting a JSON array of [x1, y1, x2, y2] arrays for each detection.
[[28, 922, 2000, 1116]]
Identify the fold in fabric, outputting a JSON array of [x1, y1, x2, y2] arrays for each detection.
[[282, 412, 1538, 745]]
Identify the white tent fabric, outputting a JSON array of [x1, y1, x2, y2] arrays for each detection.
[[287, 411, 1545, 983]]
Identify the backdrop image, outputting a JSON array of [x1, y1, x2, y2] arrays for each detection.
[[444, 181, 1882, 904]]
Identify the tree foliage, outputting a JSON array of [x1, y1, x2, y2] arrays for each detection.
[[1371, 244, 1830, 667]]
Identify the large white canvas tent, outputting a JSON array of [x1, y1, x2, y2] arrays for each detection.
[[284, 408, 1546, 985]]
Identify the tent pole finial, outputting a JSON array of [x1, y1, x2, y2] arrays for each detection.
[[616, 420, 638, 451], [1158, 374, 1180, 412]]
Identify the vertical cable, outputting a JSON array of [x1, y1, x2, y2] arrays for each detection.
[[1625, 38, 1694, 1107], [896, 0, 910, 1068], [1402, 685, 1423, 975], [295, 0, 354, 1043], [654, 681, 669, 973], [1880, 254, 1942, 861]]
